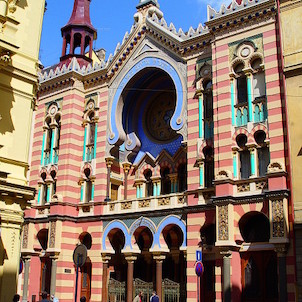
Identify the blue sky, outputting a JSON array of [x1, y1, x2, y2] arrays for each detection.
[[40, 0, 227, 67]]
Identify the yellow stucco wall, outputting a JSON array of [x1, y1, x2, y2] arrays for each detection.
[[0, 0, 45, 301]]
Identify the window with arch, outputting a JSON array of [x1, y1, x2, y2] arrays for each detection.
[[237, 134, 251, 179], [161, 167, 171, 195], [230, 40, 267, 126], [83, 99, 98, 162], [83, 168, 93, 203], [40, 172, 48, 205], [203, 80, 214, 140], [42, 102, 61, 166], [144, 169, 153, 197], [254, 130, 270, 177]]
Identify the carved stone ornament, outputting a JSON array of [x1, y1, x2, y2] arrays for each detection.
[[49, 221, 56, 248], [109, 203, 115, 211], [158, 197, 170, 206], [8, 0, 20, 14], [237, 183, 250, 192], [256, 181, 267, 190], [22, 223, 29, 249], [272, 200, 285, 238], [139, 200, 150, 208], [0, 51, 11, 67], [218, 205, 229, 241], [121, 201, 132, 210]]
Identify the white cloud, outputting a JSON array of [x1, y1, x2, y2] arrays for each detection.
[[196, 0, 228, 11]]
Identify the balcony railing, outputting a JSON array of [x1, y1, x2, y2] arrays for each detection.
[[253, 96, 267, 123], [103, 192, 187, 215], [86, 145, 95, 162], [235, 102, 249, 126]]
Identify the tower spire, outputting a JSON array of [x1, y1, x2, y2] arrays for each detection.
[[136, 0, 159, 9], [60, 0, 97, 66]]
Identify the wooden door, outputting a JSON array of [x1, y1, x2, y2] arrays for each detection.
[[81, 262, 92, 301], [201, 261, 215, 302], [40, 257, 52, 297], [241, 251, 278, 302]]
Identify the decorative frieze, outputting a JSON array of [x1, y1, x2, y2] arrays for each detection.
[[139, 200, 150, 208], [49, 221, 56, 248], [272, 200, 285, 238], [22, 223, 29, 249], [158, 197, 170, 206], [121, 201, 132, 210], [218, 205, 229, 241], [237, 183, 250, 192]]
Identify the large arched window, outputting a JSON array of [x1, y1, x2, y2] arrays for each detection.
[[236, 134, 251, 179]]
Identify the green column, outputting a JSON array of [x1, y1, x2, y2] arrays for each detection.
[[153, 183, 157, 197], [157, 183, 160, 196], [136, 186, 140, 198], [83, 126, 87, 161], [250, 149, 256, 176], [46, 184, 50, 203], [198, 94, 203, 138], [199, 163, 204, 187], [41, 132, 46, 165], [247, 74, 253, 122], [91, 183, 95, 200], [231, 80, 236, 126], [38, 187, 42, 205], [93, 123, 98, 159], [233, 153, 238, 178], [80, 183, 84, 202], [50, 128, 55, 164]]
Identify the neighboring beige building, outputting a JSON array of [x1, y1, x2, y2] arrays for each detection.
[[279, 0, 302, 300], [0, 1, 45, 301]]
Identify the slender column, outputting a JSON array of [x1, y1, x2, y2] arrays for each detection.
[[50, 257, 58, 298], [249, 148, 256, 177], [230, 78, 236, 126], [102, 255, 111, 302], [50, 127, 55, 163], [61, 36, 67, 57], [89, 36, 93, 58], [198, 160, 204, 188], [80, 35, 85, 55], [22, 257, 31, 302], [153, 254, 166, 302], [105, 157, 114, 201], [221, 251, 232, 302], [233, 152, 238, 178], [275, 246, 288, 302], [70, 31, 74, 55], [125, 255, 137, 302]]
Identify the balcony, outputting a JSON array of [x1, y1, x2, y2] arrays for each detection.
[[235, 102, 249, 126], [103, 192, 187, 215], [253, 96, 267, 123]]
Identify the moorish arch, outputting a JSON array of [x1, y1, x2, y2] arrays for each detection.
[[107, 56, 187, 164]]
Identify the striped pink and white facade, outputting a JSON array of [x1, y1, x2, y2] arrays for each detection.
[[20, 0, 297, 302]]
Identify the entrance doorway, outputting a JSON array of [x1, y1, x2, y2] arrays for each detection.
[[241, 251, 278, 302]]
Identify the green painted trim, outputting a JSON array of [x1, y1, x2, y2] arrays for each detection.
[[37, 188, 41, 205], [233, 154, 238, 178], [50, 128, 55, 164], [157, 183, 160, 196], [83, 127, 87, 161], [199, 95, 203, 138], [153, 183, 157, 196], [80, 184, 84, 202], [41, 132, 46, 166], [136, 186, 140, 199], [46, 185, 50, 203], [91, 183, 95, 200], [199, 165, 204, 187], [251, 152, 255, 176]]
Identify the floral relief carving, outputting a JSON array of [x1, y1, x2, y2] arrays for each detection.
[[158, 197, 170, 206], [139, 200, 150, 208], [109, 203, 115, 211], [237, 183, 250, 192], [218, 205, 229, 241], [256, 181, 267, 190], [272, 200, 285, 238], [0, 51, 11, 67], [22, 224, 29, 249], [49, 221, 56, 248], [121, 201, 132, 210]]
